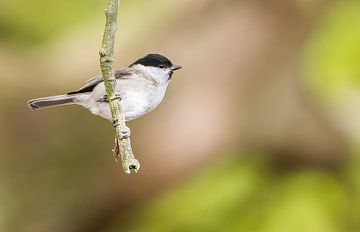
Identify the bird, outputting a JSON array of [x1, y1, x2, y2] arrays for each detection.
[[27, 54, 181, 121]]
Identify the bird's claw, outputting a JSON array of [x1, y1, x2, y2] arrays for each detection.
[[110, 94, 122, 102]]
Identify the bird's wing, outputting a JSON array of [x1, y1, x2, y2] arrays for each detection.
[[68, 69, 132, 95]]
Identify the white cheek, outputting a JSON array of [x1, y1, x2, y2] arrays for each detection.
[[136, 65, 169, 84]]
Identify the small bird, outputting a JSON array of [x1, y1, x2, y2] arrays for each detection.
[[28, 54, 181, 121]]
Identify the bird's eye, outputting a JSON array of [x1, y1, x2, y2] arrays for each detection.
[[158, 64, 165, 68]]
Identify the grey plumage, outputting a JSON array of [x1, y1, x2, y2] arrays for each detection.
[[28, 95, 76, 109], [27, 54, 181, 122]]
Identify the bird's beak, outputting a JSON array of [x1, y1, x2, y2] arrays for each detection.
[[171, 64, 182, 71]]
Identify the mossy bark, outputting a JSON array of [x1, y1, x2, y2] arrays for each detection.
[[99, 0, 140, 174]]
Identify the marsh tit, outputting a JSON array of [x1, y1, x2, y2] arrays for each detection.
[[28, 54, 181, 121]]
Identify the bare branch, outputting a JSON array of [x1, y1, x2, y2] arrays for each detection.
[[99, 0, 140, 174]]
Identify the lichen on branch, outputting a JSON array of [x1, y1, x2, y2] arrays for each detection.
[[99, 0, 140, 174]]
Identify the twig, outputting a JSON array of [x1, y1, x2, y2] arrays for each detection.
[[99, 0, 140, 174]]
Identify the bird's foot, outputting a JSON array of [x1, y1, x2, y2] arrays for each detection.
[[98, 95, 108, 103], [110, 94, 122, 102], [98, 94, 122, 103]]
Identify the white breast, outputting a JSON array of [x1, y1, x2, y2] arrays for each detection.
[[77, 69, 170, 121]]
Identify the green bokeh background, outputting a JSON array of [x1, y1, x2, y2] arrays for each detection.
[[304, 1, 360, 100], [0, 1, 359, 232]]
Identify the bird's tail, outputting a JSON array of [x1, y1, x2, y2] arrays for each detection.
[[27, 94, 76, 110]]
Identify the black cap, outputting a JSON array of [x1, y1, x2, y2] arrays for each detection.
[[130, 54, 173, 68]]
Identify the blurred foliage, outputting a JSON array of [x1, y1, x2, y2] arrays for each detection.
[[0, 0, 105, 45], [304, 1, 360, 101], [0, 0, 359, 231], [108, 152, 360, 232], [0, 0, 176, 46]]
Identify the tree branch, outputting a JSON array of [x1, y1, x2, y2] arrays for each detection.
[[99, 0, 140, 174]]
